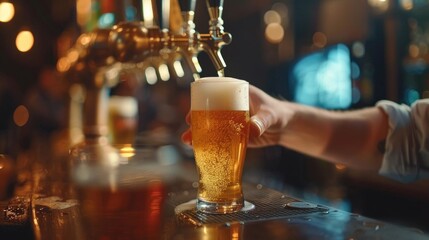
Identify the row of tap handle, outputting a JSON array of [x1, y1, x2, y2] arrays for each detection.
[[68, 0, 231, 84], [65, 0, 231, 144]]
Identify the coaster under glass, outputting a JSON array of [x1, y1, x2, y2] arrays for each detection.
[[175, 199, 255, 215]]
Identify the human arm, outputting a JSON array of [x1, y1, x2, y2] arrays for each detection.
[[248, 85, 389, 172]]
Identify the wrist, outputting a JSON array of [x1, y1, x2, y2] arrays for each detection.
[[273, 99, 297, 145]]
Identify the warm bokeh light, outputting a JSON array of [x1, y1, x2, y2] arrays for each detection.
[[142, 0, 155, 27], [56, 57, 71, 72], [264, 10, 281, 25], [67, 49, 79, 63], [409, 44, 420, 58], [145, 67, 158, 85], [56, 50, 79, 72], [173, 60, 184, 78], [16, 30, 34, 52], [313, 32, 327, 48], [13, 105, 29, 127], [0, 2, 14, 23], [335, 164, 346, 171], [335, 164, 346, 172], [158, 64, 170, 81], [76, 0, 91, 28], [119, 146, 135, 159], [78, 34, 91, 46], [265, 23, 284, 44], [272, 2, 288, 16], [400, 0, 413, 10], [368, 0, 389, 12]]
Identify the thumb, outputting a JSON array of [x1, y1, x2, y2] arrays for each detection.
[[249, 108, 275, 137], [250, 116, 264, 138]]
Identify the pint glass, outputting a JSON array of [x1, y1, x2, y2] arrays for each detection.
[[191, 77, 250, 214]]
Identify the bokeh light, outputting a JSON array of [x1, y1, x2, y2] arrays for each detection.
[[13, 105, 29, 127], [313, 32, 327, 48], [16, 30, 34, 52], [264, 10, 281, 25], [158, 64, 170, 81], [272, 2, 289, 19], [351, 62, 361, 80], [335, 164, 347, 171], [119, 146, 136, 159], [291, 44, 352, 109], [99, 13, 115, 28], [57, 57, 71, 72], [265, 23, 284, 44], [0, 2, 15, 23], [145, 66, 158, 85], [405, 88, 419, 104], [173, 61, 184, 78], [352, 42, 365, 58], [400, 0, 413, 10], [76, 0, 91, 27], [368, 0, 389, 12], [409, 44, 420, 58]]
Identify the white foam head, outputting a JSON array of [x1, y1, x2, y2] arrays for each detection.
[[191, 77, 249, 111], [109, 96, 138, 117]]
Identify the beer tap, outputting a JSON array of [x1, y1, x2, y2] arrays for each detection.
[[177, 0, 232, 78], [200, 0, 231, 76], [66, 0, 233, 146], [178, 0, 202, 80]]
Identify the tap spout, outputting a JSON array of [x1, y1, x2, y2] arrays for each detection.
[[201, 0, 232, 72], [199, 31, 231, 71]]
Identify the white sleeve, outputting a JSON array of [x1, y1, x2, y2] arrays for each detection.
[[376, 99, 429, 182]]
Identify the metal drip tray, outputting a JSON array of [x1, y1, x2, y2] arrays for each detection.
[[168, 184, 327, 225]]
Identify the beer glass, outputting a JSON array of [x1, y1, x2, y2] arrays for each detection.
[[191, 77, 250, 214], [70, 145, 169, 239], [108, 96, 138, 145]]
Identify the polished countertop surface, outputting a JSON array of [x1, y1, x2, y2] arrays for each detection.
[[25, 159, 429, 240], [1, 147, 429, 240]]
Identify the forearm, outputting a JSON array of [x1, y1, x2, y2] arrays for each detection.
[[278, 101, 388, 171]]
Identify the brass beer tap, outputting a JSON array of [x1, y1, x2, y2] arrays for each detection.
[[66, 0, 232, 146], [201, 0, 231, 76]]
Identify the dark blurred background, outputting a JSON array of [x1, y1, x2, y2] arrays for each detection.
[[1, 0, 429, 234]]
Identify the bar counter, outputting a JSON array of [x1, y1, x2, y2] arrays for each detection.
[[1, 150, 427, 240]]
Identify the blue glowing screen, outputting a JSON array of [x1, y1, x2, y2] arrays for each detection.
[[290, 44, 352, 109]]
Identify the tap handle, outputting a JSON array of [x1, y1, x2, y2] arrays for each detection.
[[205, 0, 225, 34], [206, 0, 223, 8], [178, 0, 196, 12]]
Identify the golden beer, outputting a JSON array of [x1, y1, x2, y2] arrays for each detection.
[[191, 77, 249, 214], [108, 96, 138, 145], [77, 181, 165, 240], [70, 144, 167, 239]]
